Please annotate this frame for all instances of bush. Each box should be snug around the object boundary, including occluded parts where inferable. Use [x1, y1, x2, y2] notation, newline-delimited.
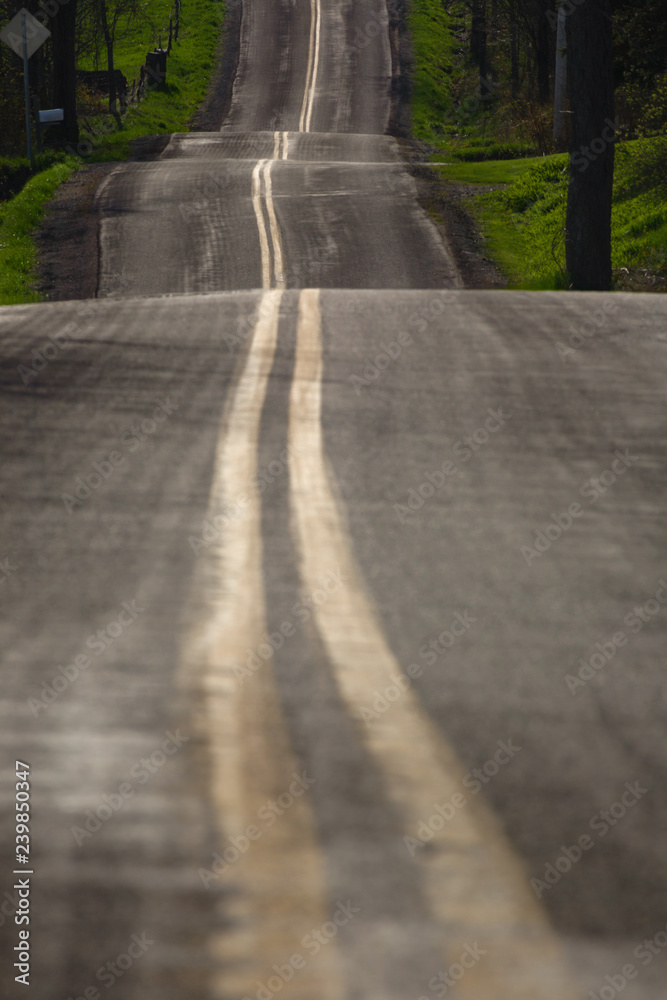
[452, 141, 538, 161]
[0, 151, 68, 202]
[614, 134, 667, 198]
[500, 156, 568, 212]
[637, 71, 667, 136]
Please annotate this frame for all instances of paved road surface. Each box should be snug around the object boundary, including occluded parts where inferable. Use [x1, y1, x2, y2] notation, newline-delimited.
[1, 0, 666, 998]
[97, 133, 458, 295]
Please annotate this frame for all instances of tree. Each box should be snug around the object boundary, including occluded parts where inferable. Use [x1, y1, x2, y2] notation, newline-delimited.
[552, 2, 567, 147]
[509, 0, 520, 95]
[534, 0, 551, 103]
[565, 0, 615, 290]
[52, 0, 79, 144]
[471, 0, 488, 87]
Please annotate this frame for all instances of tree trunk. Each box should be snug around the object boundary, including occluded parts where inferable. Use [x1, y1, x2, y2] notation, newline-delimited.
[471, 0, 487, 85]
[51, 0, 78, 144]
[99, 0, 118, 118]
[553, 4, 567, 147]
[565, 0, 615, 290]
[510, 0, 519, 96]
[536, 0, 550, 102]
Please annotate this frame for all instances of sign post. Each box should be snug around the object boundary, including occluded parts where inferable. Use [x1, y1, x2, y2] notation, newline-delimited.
[0, 8, 51, 164]
[22, 11, 32, 163]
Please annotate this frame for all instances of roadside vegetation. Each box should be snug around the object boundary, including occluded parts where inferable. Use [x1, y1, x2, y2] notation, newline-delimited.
[408, 0, 667, 291]
[0, 0, 224, 304]
[0, 157, 78, 304]
[75, 0, 225, 160]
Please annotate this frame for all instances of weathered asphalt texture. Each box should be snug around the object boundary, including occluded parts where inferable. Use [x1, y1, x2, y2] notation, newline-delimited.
[1, 0, 666, 996]
[0, 292, 666, 999]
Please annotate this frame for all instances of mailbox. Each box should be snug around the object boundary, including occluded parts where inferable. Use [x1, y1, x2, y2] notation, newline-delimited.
[38, 108, 64, 123]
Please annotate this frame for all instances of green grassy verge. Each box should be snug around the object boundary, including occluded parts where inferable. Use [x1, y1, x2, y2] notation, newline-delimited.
[0, 0, 225, 304]
[0, 159, 79, 305]
[407, 0, 454, 141]
[436, 138, 667, 290]
[79, 0, 225, 161]
[79, 0, 176, 83]
[435, 156, 550, 186]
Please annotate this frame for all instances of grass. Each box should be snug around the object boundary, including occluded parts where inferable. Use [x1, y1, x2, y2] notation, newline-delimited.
[435, 156, 550, 186]
[0, 0, 225, 304]
[436, 139, 667, 290]
[79, 0, 177, 83]
[0, 158, 79, 305]
[0, 150, 71, 201]
[406, 4, 667, 290]
[78, 0, 225, 161]
[407, 0, 455, 142]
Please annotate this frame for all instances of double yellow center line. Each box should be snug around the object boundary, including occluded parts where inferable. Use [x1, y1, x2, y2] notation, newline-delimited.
[185, 289, 582, 999]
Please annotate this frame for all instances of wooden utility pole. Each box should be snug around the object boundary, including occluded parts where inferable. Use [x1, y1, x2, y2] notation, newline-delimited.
[51, 0, 79, 144]
[565, 0, 615, 290]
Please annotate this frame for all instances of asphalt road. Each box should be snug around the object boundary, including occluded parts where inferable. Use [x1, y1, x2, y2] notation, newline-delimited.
[1, 0, 666, 999]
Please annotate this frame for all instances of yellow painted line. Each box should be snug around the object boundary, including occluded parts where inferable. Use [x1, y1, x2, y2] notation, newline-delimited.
[273, 130, 281, 160]
[299, 0, 321, 132]
[252, 159, 286, 289]
[282, 130, 290, 160]
[305, 0, 321, 133]
[288, 289, 582, 999]
[181, 291, 345, 1000]
[262, 160, 286, 289]
[251, 159, 272, 289]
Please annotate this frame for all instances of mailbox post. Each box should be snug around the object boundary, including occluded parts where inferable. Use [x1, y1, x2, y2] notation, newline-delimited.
[31, 97, 65, 153]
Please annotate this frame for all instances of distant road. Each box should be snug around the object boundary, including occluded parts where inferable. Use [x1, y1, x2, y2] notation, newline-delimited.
[95, 0, 459, 296]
